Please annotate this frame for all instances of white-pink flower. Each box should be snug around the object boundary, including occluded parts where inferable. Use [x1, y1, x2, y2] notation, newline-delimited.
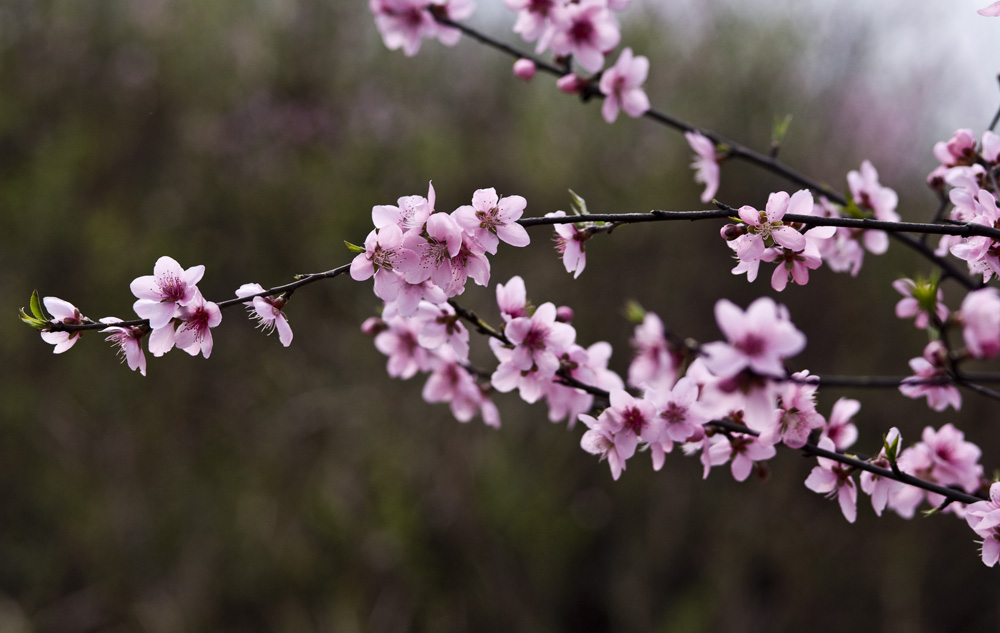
[350, 224, 420, 301]
[978, 1, 1000, 17]
[174, 290, 223, 358]
[892, 278, 948, 330]
[685, 131, 719, 203]
[805, 437, 858, 523]
[100, 317, 148, 376]
[899, 341, 961, 412]
[370, 0, 435, 57]
[452, 187, 530, 255]
[645, 376, 709, 444]
[627, 311, 680, 392]
[546, 211, 588, 278]
[966, 482, 1000, 567]
[598, 47, 649, 123]
[235, 283, 293, 347]
[820, 397, 859, 451]
[731, 190, 810, 263]
[130, 256, 205, 330]
[39, 297, 85, 353]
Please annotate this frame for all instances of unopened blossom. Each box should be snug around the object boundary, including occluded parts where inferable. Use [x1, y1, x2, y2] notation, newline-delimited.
[174, 290, 223, 358]
[452, 187, 530, 255]
[236, 283, 293, 347]
[549, 0, 621, 73]
[556, 73, 584, 94]
[961, 287, 1000, 359]
[40, 297, 85, 353]
[547, 211, 588, 278]
[859, 427, 904, 517]
[899, 341, 961, 412]
[513, 58, 536, 80]
[685, 131, 719, 203]
[731, 190, 810, 263]
[893, 278, 948, 330]
[598, 47, 649, 123]
[131, 256, 205, 330]
[820, 397, 859, 451]
[100, 317, 148, 376]
[805, 437, 858, 523]
[966, 482, 1000, 567]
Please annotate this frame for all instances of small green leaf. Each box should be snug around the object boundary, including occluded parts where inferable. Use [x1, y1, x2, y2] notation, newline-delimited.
[568, 189, 589, 216]
[344, 241, 365, 253]
[19, 308, 47, 330]
[30, 290, 45, 321]
[772, 114, 793, 145]
[624, 300, 646, 325]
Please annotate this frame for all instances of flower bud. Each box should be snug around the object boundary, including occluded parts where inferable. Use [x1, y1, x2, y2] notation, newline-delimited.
[720, 223, 745, 241]
[513, 58, 536, 81]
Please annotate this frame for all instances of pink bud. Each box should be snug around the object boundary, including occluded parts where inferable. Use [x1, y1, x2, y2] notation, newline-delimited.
[720, 224, 745, 241]
[556, 306, 575, 323]
[513, 58, 536, 81]
[361, 317, 387, 336]
[556, 73, 583, 94]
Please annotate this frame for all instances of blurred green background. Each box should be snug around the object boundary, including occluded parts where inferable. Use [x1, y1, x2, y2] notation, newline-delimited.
[2, 1, 1000, 631]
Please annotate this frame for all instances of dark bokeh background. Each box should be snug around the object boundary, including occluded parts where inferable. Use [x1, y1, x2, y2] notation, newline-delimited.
[2, 1, 999, 631]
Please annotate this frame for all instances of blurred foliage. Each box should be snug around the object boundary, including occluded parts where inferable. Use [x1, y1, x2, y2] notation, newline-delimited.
[1, 1, 999, 632]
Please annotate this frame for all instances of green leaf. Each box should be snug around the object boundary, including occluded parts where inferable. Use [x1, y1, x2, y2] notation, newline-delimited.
[624, 300, 646, 325]
[19, 308, 47, 330]
[30, 290, 45, 320]
[568, 189, 588, 216]
[772, 114, 793, 145]
[344, 240, 365, 253]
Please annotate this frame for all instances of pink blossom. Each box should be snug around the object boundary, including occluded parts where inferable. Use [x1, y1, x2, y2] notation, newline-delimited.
[505, 0, 559, 47]
[100, 317, 148, 376]
[173, 290, 223, 358]
[627, 312, 680, 392]
[372, 182, 435, 232]
[598, 47, 649, 123]
[452, 188, 530, 255]
[731, 190, 810, 263]
[423, 348, 500, 428]
[762, 241, 823, 292]
[235, 283, 292, 347]
[375, 315, 433, 379]
[403, 211, 465, 288]
[913, 423, 983, 493]
[579, 389, 659, 478]
[130, 256, 205, 330]
[549, 0, 621, 73]
[978, 1, 1000, 17]
[501, 301, 576, 376]
[805, 437, 858, 523]
[350, 224, 420, 301]
[966, 482, 1000, 567]
[579, 415, 628, 480]
[513, 58, 536, 80]
[846, 160, 899, 256]
[933, 128, 977, 167]
[39, 297, 85, 353]
[414, 300, 469, 361]
[950, 189, 1000, 282]
[430, 0, 475, 47]
[369, 0, 435, 57]
[899, 341, 961, 412]
[961, 287, 1000, 359]
[547, 211, 588, 278]
[496, 275, 529, 322]
[545, 341, 623, 427]
[983, 130, 1000, 163]
[859, 427, 904, 517]
[820, 397, 859, 451]
[702, 297, 806, 379]
[646, 376, 709, 443]
[760, 370, 824, 448]
[685, 131, 719, 203]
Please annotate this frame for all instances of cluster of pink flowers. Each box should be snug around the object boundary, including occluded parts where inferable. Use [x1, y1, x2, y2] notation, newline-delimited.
[38, 256, 296, 375]
[504, 0, 630, 73]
